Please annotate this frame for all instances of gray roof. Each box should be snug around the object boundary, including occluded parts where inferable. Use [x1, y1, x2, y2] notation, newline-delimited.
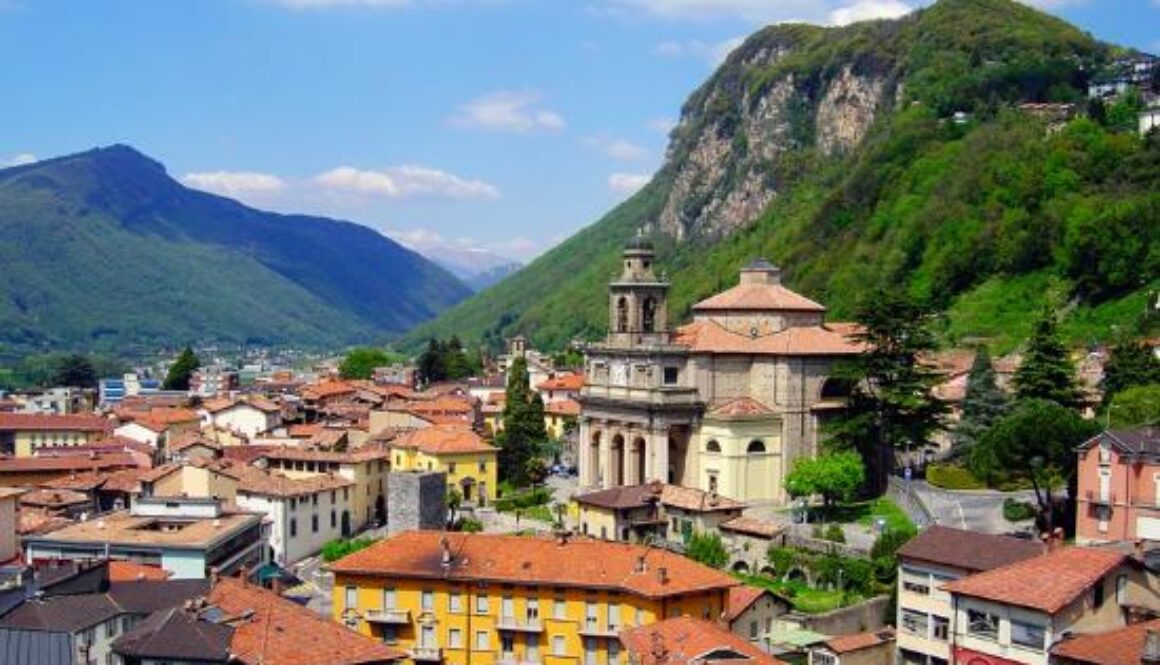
[112, 607, 232, 662]
[1080, 427, 1160, 456]
[897, 525, 1044, 574]
[0, 580, 208, 633]
[0, 626, 74, 665]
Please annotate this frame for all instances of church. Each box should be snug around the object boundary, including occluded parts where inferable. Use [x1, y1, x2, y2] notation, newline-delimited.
[577, 236, 862, 505]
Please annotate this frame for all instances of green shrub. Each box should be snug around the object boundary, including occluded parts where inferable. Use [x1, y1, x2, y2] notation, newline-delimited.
[321, 536, 376, 563]
[1002, 498, 1038, 522]
[494, 486, 553, 513]
[458, 517, 484, 533]
[767, 547, 799, 575]
[686, 531, 729, 569]
[824, 523, 847, 543]
[926, 464, 987, 490]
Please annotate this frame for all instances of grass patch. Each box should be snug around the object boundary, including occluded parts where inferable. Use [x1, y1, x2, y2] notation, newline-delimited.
[321, 536, 376, 563]
[736, 574, 864, 615]
[927, 463, 987, 490]
[821, 497, 915, 534]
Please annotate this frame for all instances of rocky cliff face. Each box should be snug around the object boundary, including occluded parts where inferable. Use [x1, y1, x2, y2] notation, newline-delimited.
[653, 29, 895, 242]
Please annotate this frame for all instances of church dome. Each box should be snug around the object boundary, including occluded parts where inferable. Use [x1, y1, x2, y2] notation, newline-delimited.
[624, 232, 654, 253]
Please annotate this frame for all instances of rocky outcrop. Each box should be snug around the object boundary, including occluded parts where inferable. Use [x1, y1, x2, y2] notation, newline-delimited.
[652, 31, 894, 242]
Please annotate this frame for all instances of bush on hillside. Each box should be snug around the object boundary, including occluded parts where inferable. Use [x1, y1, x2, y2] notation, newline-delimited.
[926, 464, 987, 490]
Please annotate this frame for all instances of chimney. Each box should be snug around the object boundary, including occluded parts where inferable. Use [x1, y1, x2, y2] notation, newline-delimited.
[556, 530, 570, 546]
[657, 566, 669, 585]
[239, 564, 250, 587]
[1136, 539, 1147, 562]
[635, 555, 647, 574]
[209, 566, 221, 587]
[1144, 629, 1160, 664]
[440, 536, 453, 567]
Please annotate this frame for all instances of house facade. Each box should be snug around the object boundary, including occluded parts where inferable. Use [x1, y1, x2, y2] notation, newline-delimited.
[0, 413, 113, 457]
[578, 239, 861, 505]
[1075, 427, 1160, 544]
[387, 425, 498, 506]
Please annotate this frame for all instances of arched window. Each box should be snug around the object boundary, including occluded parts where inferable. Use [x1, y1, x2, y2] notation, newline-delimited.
[820, 377, 855, 400]
[616, 297, 629, 333]
[706, 440, 721, 453]
[642, 297, 657, 333]
[747, 440, 766, 454]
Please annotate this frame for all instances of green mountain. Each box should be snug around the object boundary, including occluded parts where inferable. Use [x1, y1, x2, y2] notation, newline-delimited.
[407, 0, 1158, 354]
[0, 145, 471, 355]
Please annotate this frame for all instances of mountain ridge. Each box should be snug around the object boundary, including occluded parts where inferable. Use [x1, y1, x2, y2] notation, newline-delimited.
[405, 0, 1158, 353]
[0, 145, 471, 355]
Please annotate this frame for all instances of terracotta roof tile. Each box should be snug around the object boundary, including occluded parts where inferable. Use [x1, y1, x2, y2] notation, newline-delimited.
[389, 424, 496, 455]
[330, 531, 738, 600]
[693, 282, 825, 313]
[546, 398, 581, 416]
[709, 397, 776, 417]
[235, 468, 353, 498]
[1051, 618, 1160, 665]
[942, 546, 1128, 613]
[169, 434, 223, 453]
[0, 452, 140, 474]
[258, 445, 390, 465]
[620, 616, 785, 665]
[19, 488, 90, 508]
[719, 516, 784, 539]
[897, 526, 1044, 574]
[0, 413, 113, 432]
[576, 482, 743, 513]
[108, 560, 172, 582]
[207, 576, 404, 664]
[673, 320, 863, 356]
[823, 628, 895, 654]
[725, 586, 766, 621]
[537, 373, 585, 391]
[300, 381, 357, 400]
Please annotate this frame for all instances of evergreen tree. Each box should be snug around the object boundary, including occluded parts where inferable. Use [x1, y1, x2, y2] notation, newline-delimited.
[953, 346, 1008, 451]
[498, 356, 548, 487]
[830, 288, 947, 494]
[52, 354, 98, 389]
[417, 338, 447, 384]
[163, 346, 200, 391]
[1013, 305, 1080, 408]
[1101, 340, 1160, 405]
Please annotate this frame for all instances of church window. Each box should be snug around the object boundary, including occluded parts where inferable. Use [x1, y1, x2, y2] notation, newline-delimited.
[706, 440, 721, 453]
[616, 297, 629, 333]
[747, 440, 766, 454]
[642, 297, 657, 333]
[663, 367, 679, 385]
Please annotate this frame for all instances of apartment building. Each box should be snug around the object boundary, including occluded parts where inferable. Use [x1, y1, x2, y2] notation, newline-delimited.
[329, 530, 737, 665]
[387, 425, 498, 506]
[894, 526, 1044, 665]
[1075, 427, 1160, 544]
[257, 445, 391, 528]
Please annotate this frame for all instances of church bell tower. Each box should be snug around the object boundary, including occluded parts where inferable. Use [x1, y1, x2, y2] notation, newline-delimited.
[607, 232, 670, 348]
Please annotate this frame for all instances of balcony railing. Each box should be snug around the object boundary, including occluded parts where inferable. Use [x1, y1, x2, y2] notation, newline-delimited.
[409, 646, 443, 662]
[578, 621, 621, 638]
[496, 615, 544, 632]
[363, 608, 410, 624]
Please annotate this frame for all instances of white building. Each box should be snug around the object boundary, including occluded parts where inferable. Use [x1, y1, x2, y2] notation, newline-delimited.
[1141, 106, 1160, 136]
[202, 398, 282, 439]
[235, 472, 355, 565]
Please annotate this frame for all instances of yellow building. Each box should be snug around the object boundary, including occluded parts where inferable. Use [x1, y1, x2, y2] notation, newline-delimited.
[544, 399, 580, 440]
[0, 413, 113, 458]
[388, 425, 498, 506]
[330, 531, 737, 665]
[258, 445, 392, 528]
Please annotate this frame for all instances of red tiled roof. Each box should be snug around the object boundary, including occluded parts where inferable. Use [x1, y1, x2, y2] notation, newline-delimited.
[942, 547, 1128, 613]
[537, 373, 585, 391]
[0, 453, 139, 474]
[709, 397, 775, 417]
[823, 628, 895, 654]
[546, 399, 581, 416]
[258, 445, 390, 464]
[235, 468, 353, 498]
[0, 413, 113, 432]
[1051, 618, 1160, 665]
[620, 616, 785, 665]
[693, 281, 825, 313]
[288, 424, 323, 438]
[169, 434, 222, 453]
[208, 576, 404, 664]
[719, 516, 783, 539]
[108, 560, 172, 582]
[300, 381, 356, 400]
[330, 531, 738, 600]
[19, 488, 90, 508]
[673, 320, 863, 356]
[725, 585, 766, 622]
[576, 482, 743, 513]
[389, 424, 496, 455]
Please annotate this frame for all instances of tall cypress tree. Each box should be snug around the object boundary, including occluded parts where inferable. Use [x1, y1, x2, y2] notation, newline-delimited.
[1101, 340, 1160, 405]
[1013, 305, 1080, 409]
[953, 346, 1008, 452]
[498, 356, 547, 487]
[163, 346, 200, 391]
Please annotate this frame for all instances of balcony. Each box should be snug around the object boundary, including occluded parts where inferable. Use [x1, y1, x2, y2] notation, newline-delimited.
[363, 608, 410, 625]
[496, 615, 544, 633]
[409, 646, 443, 662]
[578, 621, 622, 638]
[1085, 490, 1115, 506]
[497, 656, 543, 665]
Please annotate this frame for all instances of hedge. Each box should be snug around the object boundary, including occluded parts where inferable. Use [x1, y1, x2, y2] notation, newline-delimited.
[926, 464, 987, 490]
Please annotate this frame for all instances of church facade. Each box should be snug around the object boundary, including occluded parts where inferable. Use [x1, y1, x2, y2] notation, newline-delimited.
[577, 237, 862, 505]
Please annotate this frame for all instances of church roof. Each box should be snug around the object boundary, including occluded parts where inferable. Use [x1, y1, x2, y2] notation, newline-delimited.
[708, 397, 776, 417]
[692, 282, 824, 312]
[673, 320, 863, 356]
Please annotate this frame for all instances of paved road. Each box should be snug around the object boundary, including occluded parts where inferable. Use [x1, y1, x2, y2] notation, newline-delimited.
[910, 480, 1039, 535]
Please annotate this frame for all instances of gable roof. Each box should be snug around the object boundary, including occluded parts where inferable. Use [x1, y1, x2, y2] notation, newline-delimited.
[329, 531, 738, 600]
[821, 628, 895, 654]
[1050, 618, 1160, 665]
[692, 281, 825, 313]
[207, 577, 403, 664]
[537, 373, 585, 391]
[1078, 427, 1160, 457]
[0, 414, 112, 433]
[941, 546, 1128, 614]
[725, 585, 775, 622]
[388, 425, 496, 455]
[112, 607, 232, 662]
[620, 616, 786, 665]
[576, 482, 744, 513]
[897, 525, 1044, 574]
[673, 320, 863, 356]
[708, 397, 776, 418]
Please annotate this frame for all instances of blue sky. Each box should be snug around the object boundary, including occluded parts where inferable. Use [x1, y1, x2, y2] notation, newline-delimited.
[1, 0, 1157, 263]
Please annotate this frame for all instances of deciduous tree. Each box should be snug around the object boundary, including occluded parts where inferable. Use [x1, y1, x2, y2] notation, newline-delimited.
[163, 346, 200, 391]
[52, 354, 98, 389]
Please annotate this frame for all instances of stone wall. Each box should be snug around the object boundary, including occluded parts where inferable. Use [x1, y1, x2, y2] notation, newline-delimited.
[387, 471, 447, 535]
[785, 595, 892, 636]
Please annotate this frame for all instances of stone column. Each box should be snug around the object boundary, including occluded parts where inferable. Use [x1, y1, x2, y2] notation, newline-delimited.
[647, 427, 669, 484]
[578, 417, 594, 488]
[599, 429, 612, 489]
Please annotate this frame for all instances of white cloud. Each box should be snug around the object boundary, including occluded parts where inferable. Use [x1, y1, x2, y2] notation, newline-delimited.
[647, 117, 678, 134]
[313, 165, 501, 200]
[584, 136, 649, 161]
[1, 153, 37, 167]
[181, 171, 287, 197]
[828, 0, 912, 26]
[608, 172, 651, 195]
[447, 90, 565, 134]
[654, 35, 743, 65]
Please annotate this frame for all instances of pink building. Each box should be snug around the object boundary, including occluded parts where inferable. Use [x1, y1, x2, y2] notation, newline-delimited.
[1076, 427, 1160, 544]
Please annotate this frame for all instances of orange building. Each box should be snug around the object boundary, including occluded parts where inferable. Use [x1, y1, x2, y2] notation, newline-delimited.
[1076, 428, 1160, 544]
